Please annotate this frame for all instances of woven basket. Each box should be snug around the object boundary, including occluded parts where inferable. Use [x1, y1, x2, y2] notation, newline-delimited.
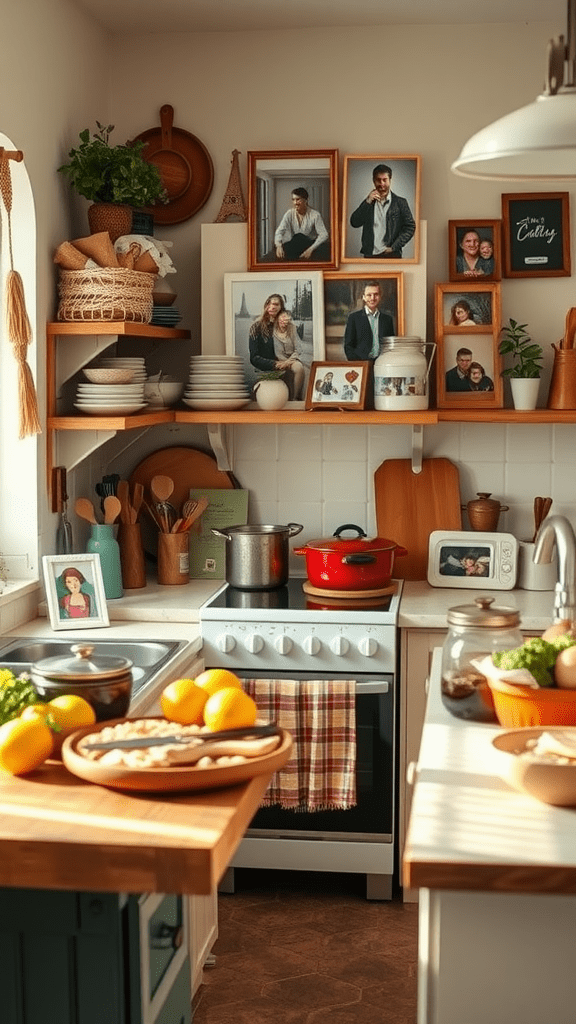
[57, 268, 154, 323]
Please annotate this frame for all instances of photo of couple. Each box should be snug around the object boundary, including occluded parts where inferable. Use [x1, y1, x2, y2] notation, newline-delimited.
[445, 347, 494, 393]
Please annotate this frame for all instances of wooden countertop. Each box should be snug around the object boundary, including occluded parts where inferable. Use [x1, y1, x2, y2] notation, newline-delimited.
[0, 759, 272, 897]
[403, 649, 576, 896]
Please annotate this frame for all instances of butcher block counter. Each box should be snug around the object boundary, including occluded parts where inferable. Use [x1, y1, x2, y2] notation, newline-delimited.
[403, 648, 576, 1024]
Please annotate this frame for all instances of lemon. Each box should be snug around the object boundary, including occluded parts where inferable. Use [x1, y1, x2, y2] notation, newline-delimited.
[48, 695, 97, 755]
[160, 678, 208, 725]
[0, 716, 54, 775]
[203, 687, 258, 732]
[194, 668, 243, 698]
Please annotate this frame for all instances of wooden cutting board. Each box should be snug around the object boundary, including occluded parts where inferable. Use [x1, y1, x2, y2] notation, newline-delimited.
[374, 458, 462, 581]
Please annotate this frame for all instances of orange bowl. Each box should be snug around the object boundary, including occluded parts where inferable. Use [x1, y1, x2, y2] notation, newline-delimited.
[487, 675, 576, 728]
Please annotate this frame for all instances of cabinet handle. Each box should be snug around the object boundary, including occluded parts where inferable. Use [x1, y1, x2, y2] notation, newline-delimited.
[424, 675, 430, 694]
[151, 922, 183, 949]
[406, 761, 419, 786]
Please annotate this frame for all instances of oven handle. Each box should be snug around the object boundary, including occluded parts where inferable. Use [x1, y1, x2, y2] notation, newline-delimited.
[355, 680, 390, 695]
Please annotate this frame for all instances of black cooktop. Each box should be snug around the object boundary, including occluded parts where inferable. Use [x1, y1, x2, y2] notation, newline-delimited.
[203, 577, 400, 615]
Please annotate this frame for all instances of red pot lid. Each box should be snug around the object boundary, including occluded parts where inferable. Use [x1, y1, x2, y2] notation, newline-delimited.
[300, 524, 399, 554]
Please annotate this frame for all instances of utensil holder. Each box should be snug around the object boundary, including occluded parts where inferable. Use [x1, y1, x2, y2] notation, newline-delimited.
[117, 522, 147, 589]
[86, 524, 123, 600]
[517, 540, 558, 591]
[547, 348, 576, 409]
[157, 531, 190, 585]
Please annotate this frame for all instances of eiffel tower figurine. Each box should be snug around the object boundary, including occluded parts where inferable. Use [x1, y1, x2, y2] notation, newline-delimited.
[214, 149, 247, 223]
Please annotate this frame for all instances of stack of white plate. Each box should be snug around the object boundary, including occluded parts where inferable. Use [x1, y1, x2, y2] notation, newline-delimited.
[184, 356, 251, 410]
[76, 357, 148, 416]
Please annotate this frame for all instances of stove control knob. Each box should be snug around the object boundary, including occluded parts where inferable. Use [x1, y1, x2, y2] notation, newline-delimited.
[216, 633, 236, 653]
[274, 635, 293, 655]
[330, 635, 349, 656]
[244, 633, 264, 654]
[302, 635, 321, 656]
[358, 637, 378, 657]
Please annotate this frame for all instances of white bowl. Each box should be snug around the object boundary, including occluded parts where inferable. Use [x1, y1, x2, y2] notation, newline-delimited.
[83, 367, 135, 384]
[143, 381, 185, 407]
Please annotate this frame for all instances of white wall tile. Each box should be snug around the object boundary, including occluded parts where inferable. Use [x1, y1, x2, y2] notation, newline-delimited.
[460, 423, 506, 461]
[505, 461, 552, 501]
[322, 459, 368, 504]
[506, 424, 553, 463]
[278, 424, 322, 461]
[234, 424, 278, 460]
[279, 460, 322, 504]
[553, 424, 576, 462]
[323, 425, 367, 461]
[235, 459, 279, 501]
[551, 464, 576, 502]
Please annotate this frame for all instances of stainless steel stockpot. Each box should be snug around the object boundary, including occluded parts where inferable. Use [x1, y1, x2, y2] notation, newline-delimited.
[211, 523, 303, 590]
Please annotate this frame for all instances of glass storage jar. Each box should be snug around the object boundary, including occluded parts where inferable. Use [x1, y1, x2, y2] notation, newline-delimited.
[441, 597, 523, 722]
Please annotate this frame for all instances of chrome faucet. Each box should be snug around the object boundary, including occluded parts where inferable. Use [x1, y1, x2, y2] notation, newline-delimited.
[534, 514, 576, 622]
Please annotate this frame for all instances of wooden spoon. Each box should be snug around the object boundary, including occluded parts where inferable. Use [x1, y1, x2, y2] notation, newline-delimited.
[103, 495, 122, 525]
[131, 481, 144, 522]
[564, 307, 576, 349]
[116, 479, 131, 525]
[74, 497, 98, 525]
[150, 475, 174, 503]
[532, 496, 545, 543]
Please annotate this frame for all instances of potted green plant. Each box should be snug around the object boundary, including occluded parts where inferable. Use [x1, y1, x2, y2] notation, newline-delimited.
[498, 318, 543, 410]
[58, 122, 167, 240]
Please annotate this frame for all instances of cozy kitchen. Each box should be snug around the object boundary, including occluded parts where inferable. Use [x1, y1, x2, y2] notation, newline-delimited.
[2, 2, 576, 1023]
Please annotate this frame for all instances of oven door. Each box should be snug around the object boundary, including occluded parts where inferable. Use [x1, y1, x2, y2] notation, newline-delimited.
[235, 672, 395, 842]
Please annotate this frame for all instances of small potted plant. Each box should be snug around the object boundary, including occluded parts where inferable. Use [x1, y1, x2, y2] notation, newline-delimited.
[498, 318, 543, 410]
[58, 122, 167, 240]
[253, 370, 289, 410]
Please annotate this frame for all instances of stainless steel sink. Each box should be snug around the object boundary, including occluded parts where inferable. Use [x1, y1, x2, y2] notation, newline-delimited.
[0, 637, 188, 696]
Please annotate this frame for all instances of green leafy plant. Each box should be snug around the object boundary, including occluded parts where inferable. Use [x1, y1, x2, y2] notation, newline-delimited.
[58, 122, 168, 207]
[255, 370, 286, 381]
[499, 318, 543, 379]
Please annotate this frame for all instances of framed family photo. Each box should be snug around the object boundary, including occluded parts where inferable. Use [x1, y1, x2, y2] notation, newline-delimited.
[341, 154, 420, 264]
[436, 331, 503, 410]
[448, 219, 502, 282]
[305, 361, 370, 410]
[323, 272, 404, 362]
[502, 192, 571, 278]
[42, 553, 109, 631]
[224, 271, 325, 406]
[435, 282, 500, 333]
[247, 149, 339, 271]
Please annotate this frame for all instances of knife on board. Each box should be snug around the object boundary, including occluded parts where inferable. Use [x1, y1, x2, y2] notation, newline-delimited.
[52, 466, 73, 555]
[83, 723, 281, 752]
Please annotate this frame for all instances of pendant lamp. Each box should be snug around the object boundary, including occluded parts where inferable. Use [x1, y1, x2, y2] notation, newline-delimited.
[452, 0, 576, 180]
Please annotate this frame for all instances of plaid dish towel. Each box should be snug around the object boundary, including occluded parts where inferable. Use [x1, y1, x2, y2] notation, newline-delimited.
[244, 679, 356, 811]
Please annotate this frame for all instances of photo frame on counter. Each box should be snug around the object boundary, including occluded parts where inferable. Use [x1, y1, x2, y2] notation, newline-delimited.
[502, 192, 571, 278]
[247, 149, 339, 271]
[42, 553, 109, 631]
[341, 154, 420, 264]
[224, 270, 325, 407]
[323, 271, 404, 362]
[305, 361, 370, 410]
[448, 219, 501, 282]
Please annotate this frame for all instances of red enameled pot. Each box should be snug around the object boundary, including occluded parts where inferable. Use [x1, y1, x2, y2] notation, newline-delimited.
[294, 524, 408, 591]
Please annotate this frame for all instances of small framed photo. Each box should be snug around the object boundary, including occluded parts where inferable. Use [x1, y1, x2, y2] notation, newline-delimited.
[247, 149, 339, 271]
[323, 271, 404, 363]
[341, 154, 420, 264]
[42, 554, 109, 631]
[435, 282, 499, 332]
[502, 192, 571, 278]
[448, 220, 501, 281]
[305, 361, 370, 410]
[224, 270, 325, 406]
[437, 331, 503, 410]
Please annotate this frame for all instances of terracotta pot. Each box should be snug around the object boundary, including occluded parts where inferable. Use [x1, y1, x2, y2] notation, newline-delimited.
[294, 524, 407, 591]
[88, 202, 133, 243]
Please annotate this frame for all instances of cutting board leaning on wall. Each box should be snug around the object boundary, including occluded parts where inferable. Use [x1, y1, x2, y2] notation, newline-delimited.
[374, 458, 462, 581]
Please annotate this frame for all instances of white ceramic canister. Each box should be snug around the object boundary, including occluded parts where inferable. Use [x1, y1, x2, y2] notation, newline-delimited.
[374, 337, 435, 411]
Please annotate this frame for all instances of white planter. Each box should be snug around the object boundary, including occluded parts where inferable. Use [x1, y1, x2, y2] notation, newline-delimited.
[510, 377, 540, 411]
[253, 379, 289, 410]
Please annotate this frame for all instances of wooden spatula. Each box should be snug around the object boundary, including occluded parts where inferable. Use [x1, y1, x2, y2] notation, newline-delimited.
[563, 307, 576, 349]
[103, 495, 122, 525]
[74, 497, 98, 525]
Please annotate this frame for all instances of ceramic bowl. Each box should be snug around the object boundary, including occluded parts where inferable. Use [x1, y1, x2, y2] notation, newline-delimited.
[493, 727, 576, 805]
[143, 381, 185, 407]
[83, 367, 135, 384]
[487, 674, 576, 728]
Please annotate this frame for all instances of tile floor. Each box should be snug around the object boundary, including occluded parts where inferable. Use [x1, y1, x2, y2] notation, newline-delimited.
[192, 869, 418, 1023]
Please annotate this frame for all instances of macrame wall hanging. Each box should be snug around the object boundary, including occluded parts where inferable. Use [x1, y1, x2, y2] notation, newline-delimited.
[0, 148, 41, 439]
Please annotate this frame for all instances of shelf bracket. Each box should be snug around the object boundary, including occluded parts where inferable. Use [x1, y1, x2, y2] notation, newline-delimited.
[207, 423, 232, 472]
[411, 424, 423, 474]
[56, 430, 117, 473]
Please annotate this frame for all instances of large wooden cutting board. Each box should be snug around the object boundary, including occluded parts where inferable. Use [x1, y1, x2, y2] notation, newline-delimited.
[375, 458, 462, 581]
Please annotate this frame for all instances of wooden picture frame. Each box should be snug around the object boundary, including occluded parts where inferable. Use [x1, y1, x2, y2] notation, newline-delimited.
[224, 270, 325, 407]
[247, 149, 339, 271]
[341, 154, 420, 264]
[502, 192, 571, 278]
[449, 219, 502, 281]
[323, 271, 404, 363]
[42, 553, 109, 631]
[305, 361, 370, 410]
[435, 282, 503, 410]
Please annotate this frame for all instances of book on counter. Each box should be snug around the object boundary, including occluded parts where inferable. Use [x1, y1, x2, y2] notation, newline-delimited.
[188, 488, 249, 579]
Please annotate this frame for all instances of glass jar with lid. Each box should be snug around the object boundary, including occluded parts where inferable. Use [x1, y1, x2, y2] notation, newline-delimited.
[441, 596, 523, 721]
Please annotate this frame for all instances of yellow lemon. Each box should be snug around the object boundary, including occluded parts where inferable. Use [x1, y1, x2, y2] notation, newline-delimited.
[203, 687, 258, 732]
[48, 695, 97, 754]
[0, 716, 54, 775]
[160, 678, 208, 725]
[194, 668, 243, 698]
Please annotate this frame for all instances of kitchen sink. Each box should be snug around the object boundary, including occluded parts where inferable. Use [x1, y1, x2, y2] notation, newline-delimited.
[0, 637, 189, 696]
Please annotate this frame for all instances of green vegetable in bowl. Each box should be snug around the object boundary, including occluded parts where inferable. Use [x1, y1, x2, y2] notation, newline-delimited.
[0, 669, 39, 724]
[492, 635, 576, 688]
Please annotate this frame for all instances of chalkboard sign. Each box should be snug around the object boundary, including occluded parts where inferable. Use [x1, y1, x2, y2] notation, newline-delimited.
[502, 192, 571, 278]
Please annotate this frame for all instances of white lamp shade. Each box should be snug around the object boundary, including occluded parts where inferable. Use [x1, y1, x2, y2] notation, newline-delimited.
[451, 90, 576, 180]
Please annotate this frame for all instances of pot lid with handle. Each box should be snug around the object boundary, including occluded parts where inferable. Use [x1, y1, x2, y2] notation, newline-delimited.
[211, 523, 303, 540]
[32, 643, 133, 682]
[295, 523, 407, 555]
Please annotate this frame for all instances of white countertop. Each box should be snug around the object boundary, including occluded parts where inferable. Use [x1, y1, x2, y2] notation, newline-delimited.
[403, 647, 576, 895]
[398, 580, 556, 630]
